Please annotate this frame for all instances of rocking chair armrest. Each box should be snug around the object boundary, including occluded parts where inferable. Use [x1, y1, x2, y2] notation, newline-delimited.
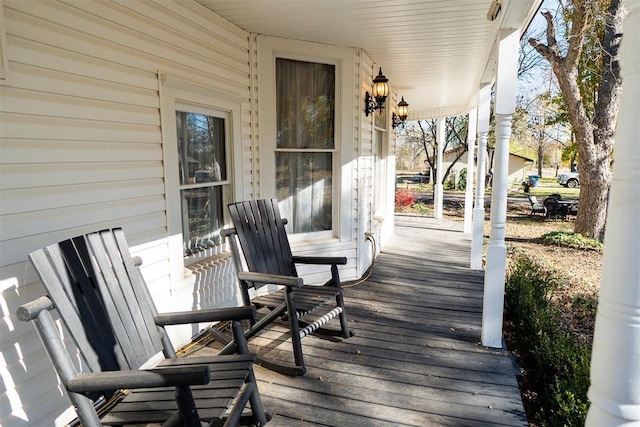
[16, 296, 54, 321]
[220, 227, 236, 239]
[237, 271, 303, 288]
[292, 255, 347, 266]
[66, 365, 210, 393]
[154, 306, 256, 326]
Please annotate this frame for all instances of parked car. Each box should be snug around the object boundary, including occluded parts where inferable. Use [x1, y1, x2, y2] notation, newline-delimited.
[395, 173, 430, 184]
[411, 174, 429, 184]
[558, 171, 579, 188]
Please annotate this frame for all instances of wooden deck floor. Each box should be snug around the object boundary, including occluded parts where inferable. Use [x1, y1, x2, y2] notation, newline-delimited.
[201, 217, 527, 426]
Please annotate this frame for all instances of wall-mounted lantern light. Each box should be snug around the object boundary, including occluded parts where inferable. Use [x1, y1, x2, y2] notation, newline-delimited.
[487, 1, 501, 21]
[392, 96, 409, 129]
[364, 68, 389, 116]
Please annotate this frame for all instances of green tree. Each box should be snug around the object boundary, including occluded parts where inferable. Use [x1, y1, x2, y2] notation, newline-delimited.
[528, 0, 627, 240]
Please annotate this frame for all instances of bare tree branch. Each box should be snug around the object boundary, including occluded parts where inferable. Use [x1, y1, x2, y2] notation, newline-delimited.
[529, 11, 562, 66]
[543, 10, 558, 50]
[565, 0, 589, 71]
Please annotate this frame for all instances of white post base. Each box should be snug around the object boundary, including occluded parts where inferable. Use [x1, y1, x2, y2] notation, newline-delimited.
[470, 207, 485, 270]
[481, 242, 507, 348]
[434, 183, 444, 219]
[463, 189, 474, 234]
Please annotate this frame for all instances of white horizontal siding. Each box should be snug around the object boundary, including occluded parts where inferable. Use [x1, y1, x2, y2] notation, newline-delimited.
[1, 113, 161, 142]
[7, 3, 248, 92]
[1, 86, 158, 124]
[8, 36, 158, 90]
[7, 62, 159, 107]
[0, 0, 251, 424]
[0, 161, 163, 190]
[1, 139, 162, 163]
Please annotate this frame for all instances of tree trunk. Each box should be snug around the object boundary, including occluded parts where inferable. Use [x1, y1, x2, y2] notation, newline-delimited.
[575, 0, 624, 240]
[537, 143, 544, 177]
[575, 158, 611, 239]
[529, 0, 625, 240]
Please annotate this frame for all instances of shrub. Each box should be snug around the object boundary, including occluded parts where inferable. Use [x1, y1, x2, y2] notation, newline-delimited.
[458, 168, 467, 191]
[443, 168, 467, 191]
[505, 253, 591, 426]
[444, 176, 456, 190]
[542, 231, 603, 251]
[412, 202, 432, 216]
[395, 189, 415, 210]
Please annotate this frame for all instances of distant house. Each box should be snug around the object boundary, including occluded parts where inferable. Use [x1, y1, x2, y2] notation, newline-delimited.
[442, 147, 534, 186]
[504, 152, 536, 184]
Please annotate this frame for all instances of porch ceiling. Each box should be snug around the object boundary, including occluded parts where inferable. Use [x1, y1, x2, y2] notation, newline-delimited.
[196, 0, 542, 118]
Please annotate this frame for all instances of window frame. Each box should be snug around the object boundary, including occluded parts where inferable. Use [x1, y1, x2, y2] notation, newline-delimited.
[0, 0, 8, 81]
[175, 104, 230, 264]
[373, 129, 388, 217]
[275, 58, 337, 238]
[257, 36, 355, 244]
[160, 74, 243, 282]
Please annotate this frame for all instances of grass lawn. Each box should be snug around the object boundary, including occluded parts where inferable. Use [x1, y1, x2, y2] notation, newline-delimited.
[397, 176, 581, 200]
[521, 177, 580, 200]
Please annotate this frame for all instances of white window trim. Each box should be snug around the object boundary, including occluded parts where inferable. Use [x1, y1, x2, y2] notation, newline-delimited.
[257, 36, 354, 243]
[159, 72, 244, 284]
[0, 0, 9, 80]
[175, 103, 230, 266]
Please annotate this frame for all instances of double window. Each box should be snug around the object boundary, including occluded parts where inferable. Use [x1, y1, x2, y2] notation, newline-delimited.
[275, 58, 336, 234]
[175, 106, 229, 261]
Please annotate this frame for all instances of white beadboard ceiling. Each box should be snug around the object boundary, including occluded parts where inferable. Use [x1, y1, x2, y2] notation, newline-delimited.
[196, 0, 542, 118]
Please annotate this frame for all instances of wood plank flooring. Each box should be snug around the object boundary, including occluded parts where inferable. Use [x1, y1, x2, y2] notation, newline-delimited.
[202, 217, 527, 426]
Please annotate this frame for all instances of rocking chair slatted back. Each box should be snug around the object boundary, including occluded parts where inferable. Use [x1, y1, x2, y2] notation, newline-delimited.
[28, 230, 164, 373]
[228, 198, 297, 281]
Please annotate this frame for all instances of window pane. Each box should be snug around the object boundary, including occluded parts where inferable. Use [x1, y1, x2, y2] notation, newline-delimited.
[181, 186, 224, 256]
[176, 109, 228, 259]
[276, 152, 332, 233]
[276, 58, 335, 150]
[176, 111, 226, 185]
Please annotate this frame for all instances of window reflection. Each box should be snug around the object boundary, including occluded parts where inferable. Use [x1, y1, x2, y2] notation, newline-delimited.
[176, 111, 227, 257]
[176, 112, 226, 185]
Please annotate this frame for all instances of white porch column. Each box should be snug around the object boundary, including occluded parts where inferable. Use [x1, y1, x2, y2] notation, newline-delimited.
[586, 2, 640, 425]
[471, 85, 491, 270]
[482, 30, 519, 348]
[463, 106, 478, 234]
[433, 117, 445, 220]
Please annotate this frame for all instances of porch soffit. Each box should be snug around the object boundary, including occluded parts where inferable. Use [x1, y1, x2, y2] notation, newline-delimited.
[196, 0, 542, 119]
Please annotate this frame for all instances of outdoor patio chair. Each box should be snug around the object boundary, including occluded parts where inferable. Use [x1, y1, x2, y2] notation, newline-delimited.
[17, 228, 268, 427]
[221, 199, 354, 376]
[527, 195, 547, 217]
[544, 197, 568, 220]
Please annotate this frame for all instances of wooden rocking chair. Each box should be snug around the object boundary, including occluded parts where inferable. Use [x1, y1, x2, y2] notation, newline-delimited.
[17, 228, 268, 426]
[221, 199, 354, 376]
